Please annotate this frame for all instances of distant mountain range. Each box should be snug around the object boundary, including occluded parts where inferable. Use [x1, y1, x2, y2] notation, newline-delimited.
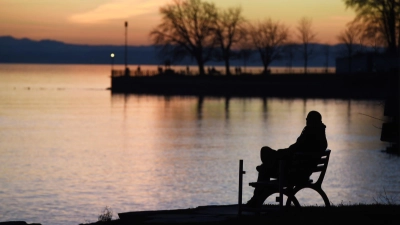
[0, 35, 380, 67]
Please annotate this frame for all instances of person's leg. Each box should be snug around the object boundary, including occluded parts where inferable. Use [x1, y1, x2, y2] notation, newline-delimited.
[276, 148, 291, 159]
[246, 147, 279, 207]
[260, 146, 280, 179]
[259, 146, 278, 175]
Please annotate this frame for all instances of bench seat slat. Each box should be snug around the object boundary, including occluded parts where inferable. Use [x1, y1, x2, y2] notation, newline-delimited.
[249, 181, 279, 188]
[313, 165, 324, 172]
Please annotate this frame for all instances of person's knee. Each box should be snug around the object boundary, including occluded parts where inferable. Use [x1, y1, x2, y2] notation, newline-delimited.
[260, 146, 276, 164]
[260, 146, 273, 153]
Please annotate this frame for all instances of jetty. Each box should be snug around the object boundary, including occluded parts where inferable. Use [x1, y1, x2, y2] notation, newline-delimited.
[110, 70, 394, 99]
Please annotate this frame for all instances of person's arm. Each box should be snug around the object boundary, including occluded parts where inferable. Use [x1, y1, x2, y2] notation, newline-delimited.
[287, 127, 306, 153]
[320, 130, 328, 151]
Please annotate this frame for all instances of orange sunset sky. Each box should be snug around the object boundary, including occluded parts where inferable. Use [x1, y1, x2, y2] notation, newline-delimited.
[0, 0, 356, 46]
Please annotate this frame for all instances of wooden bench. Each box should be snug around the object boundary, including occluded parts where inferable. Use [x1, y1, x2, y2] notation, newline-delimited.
[238, 149, 331, 215]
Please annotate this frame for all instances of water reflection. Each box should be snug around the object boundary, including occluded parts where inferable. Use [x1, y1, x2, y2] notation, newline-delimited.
[110, 94, 388, 155]
[2, 64, 397, 225]
[1, 86, 398, 225]
[107, 94, 397, 209]
[225, 96, 230, 121]
[197, 95, 204, 123]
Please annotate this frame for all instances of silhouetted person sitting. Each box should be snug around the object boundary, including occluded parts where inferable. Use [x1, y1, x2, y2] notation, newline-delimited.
[246, 110, 328, 207]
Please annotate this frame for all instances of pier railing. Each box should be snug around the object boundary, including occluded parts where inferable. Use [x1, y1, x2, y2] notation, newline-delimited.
[111, 70, 159, 77]
[111, 67, 336, 77]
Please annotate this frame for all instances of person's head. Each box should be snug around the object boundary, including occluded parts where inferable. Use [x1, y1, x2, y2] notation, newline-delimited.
[306, 111, 322, 126]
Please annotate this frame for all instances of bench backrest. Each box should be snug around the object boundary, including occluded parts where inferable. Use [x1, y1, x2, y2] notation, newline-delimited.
[287, 149, 331, 186]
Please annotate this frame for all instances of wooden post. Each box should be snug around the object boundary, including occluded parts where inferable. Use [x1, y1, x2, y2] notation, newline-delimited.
[238, 159, 245, 215]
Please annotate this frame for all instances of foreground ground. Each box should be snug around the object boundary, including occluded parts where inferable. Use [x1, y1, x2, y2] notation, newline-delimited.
[2, 204, 399, 225]
[80, 204, 400, 225]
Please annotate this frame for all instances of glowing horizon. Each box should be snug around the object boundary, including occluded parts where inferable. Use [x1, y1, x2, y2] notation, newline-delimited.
[0, 0, 356, 46]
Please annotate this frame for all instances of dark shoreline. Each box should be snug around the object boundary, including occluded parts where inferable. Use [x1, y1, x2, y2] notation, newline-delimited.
[110, 73, 395, 99]
[84, 204, 400, 225]
[2, 204, 400, 225]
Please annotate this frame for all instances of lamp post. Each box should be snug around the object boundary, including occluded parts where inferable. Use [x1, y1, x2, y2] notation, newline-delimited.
[124, 21, 128, 70]
[110, 53, 115, 76]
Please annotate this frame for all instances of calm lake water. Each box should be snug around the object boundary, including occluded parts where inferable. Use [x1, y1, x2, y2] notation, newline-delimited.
[0, 64, 399, 225]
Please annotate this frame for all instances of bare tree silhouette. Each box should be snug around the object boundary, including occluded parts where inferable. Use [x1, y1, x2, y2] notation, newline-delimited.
[247, 18, 289, 75]
[323, 43, 331, 73]
[337, 22, 364, 73]
[343, 0, 400, 56]
[238, 48, 253, 74]
[149, 0, 218, 75]
[296, 17, 317, 74]
[214, 6, 246, 76]
[283, 41, 298, 73]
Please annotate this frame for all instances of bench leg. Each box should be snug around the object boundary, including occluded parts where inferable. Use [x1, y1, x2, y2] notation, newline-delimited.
[286, 194, 301, 207]
[315, 188, 331, 207]
[290, 186, 330, 207]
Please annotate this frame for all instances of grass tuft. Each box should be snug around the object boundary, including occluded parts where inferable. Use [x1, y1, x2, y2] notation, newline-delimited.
[98, 206, 113, 222]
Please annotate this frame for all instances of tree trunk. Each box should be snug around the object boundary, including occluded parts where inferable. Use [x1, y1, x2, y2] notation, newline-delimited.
[224, 58, 231, 76]
[348, 48, 352, 73]
[387, 4, 397, 56]
[262, 59, 271, 75]
[195, 54, 206, 76]
[303, 44, 308, 74]
[198, 61, 205, 76]
[397, 19, 400, 55]
[304, 54, 308, 74]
